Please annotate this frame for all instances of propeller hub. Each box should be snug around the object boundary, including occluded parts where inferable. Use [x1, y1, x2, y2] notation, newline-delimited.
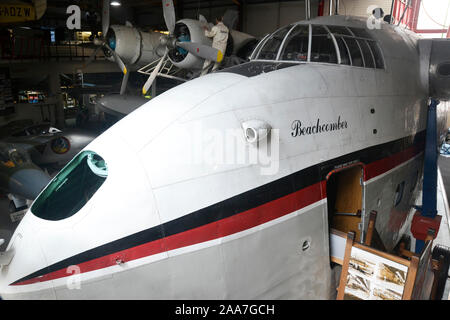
[160, 35, 177, 50]
[160, 35, 169, 46]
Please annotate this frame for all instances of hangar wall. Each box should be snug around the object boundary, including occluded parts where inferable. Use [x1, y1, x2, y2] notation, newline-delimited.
[138, 0, 395, 38]
[242, 1, 318, 37]
[238, 0, 394, 38]
[170, 1, 316, 38]
[323, 0, 394, 17]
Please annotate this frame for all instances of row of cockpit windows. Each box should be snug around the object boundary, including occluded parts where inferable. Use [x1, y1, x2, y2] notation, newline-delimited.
[251, 24, 385, 69]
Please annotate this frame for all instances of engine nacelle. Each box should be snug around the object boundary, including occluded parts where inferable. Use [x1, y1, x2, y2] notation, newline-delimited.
[419, 38, 450, 100]
[168, 19, 212, 70]
[104, 25, 161, 68]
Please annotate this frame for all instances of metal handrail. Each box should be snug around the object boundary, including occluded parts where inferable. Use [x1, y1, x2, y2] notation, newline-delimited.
[0, 35, 106, 62]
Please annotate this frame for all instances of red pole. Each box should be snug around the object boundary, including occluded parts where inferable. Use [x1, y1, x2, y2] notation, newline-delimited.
[318, 0, 324, 16]
[411, 0, 421, 32]
[447, 27, 450, 38]
[393, 0, 400, 24]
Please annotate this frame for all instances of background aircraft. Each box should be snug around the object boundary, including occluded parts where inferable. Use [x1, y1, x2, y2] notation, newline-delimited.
[0, 141, 50, 212]
[0, 122, 97, 212]
[95, 94, 148, 119]
[83, 0, 257, 102]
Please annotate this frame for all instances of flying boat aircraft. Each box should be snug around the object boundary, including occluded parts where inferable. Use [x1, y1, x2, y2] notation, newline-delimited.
[1, 12, 450, 299]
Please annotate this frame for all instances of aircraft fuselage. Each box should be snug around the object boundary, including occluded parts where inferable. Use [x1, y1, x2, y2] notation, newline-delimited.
[0, 16, 448, 299]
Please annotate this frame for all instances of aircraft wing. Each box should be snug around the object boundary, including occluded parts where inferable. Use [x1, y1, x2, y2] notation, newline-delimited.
[96, 94, 149, 117]
[2, 129, 97, 170]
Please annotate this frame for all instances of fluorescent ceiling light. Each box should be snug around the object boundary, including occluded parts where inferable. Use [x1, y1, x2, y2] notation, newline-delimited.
[110, 1, 121, 6]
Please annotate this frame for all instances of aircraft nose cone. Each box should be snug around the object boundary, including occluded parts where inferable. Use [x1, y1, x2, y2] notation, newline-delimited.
[9, 169, 51, 200]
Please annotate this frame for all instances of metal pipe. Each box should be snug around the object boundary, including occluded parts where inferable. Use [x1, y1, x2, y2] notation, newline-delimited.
[305, 0, 311, 20]
[389, 0, 395, 24]
[397, 0, 411, 26]
[329, 0, 333, 16]
[335, 0, 339, 15]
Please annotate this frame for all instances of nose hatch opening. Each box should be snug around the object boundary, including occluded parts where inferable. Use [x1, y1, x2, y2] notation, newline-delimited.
[31, 151, 108, 221]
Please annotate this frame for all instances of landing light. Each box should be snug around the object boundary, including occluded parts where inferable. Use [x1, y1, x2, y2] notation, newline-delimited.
[110, 1, 121, 6]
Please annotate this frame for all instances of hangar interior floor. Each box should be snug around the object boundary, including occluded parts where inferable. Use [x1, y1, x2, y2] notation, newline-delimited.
[0, 158, 449, 300]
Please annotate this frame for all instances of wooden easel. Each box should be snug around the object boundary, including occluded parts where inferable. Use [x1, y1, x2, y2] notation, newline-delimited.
[335, 213, 443, 300]
[336, 231, 419, 300]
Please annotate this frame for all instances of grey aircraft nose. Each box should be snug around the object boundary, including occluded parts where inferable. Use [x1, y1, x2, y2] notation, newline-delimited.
[9, 169, 51, 200]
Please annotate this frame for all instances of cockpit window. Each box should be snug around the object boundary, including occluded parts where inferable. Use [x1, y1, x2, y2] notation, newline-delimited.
[367, 40, 385, 69]
[327, 25, 353, 36]
[31, 151, 108, 221]
[336, 37, 351, 65]
[328, 26, 385, 69]
[348, 27, 372, 39]
[310, 25, 337, 64]
[251, 23, 385, 70]
[343, 37, 364, 67]
[358, 39, 375, 68]
[279, 25, 309, 61]
[257, 25, 293, 60]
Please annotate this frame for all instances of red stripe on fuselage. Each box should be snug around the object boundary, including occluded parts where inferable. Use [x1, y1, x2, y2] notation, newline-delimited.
[12, 145, 424, 286]
[364, 143, 424, 181]
[14, 182, 325, 286]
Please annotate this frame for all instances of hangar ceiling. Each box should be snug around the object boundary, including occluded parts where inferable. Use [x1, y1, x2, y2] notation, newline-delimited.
[20, 0, 312, 31]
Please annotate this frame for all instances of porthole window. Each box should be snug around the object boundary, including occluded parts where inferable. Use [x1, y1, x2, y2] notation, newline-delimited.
[31, 151, 108, 221]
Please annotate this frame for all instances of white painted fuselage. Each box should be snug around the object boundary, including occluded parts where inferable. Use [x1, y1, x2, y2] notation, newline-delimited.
[0, 16, 448, 299]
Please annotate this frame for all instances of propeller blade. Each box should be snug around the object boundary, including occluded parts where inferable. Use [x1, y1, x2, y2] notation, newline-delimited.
[142, 51, 168, 95]
[162, 0, 176, 34]
[198, 14, 208, 25]
[102, 0, 110, 37]
[104, 43, 128, 75]
[120, 71, 130, 95]
[82, 46, 102, 69]
[176, 41, 224, 63]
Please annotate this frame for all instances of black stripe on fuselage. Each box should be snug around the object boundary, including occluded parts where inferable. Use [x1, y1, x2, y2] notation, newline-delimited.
[12, 130, 426, 285]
